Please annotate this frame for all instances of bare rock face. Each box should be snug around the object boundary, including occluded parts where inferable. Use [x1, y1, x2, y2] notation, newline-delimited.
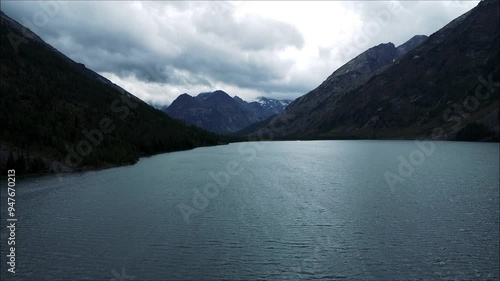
[165, 91, 291, 134]
[395, 35, 428, 59]
[245, 0, 499, 142]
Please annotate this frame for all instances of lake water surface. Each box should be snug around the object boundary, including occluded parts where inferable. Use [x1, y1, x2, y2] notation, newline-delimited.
[1, 141, 499, 280]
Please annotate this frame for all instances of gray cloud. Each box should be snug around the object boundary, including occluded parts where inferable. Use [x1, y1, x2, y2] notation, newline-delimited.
[1, 1, 479, 105]
[194, 12, 305, 51]
[339, 0, 479, 47]
[2, 1, 306, 99]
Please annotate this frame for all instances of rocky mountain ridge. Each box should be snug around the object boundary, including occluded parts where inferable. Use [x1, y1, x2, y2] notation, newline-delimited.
[165, 91, 291, 134]
[243, 0, 499, 141]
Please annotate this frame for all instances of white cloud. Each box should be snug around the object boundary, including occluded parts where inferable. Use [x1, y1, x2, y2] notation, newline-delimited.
[1, 0, 480, 105]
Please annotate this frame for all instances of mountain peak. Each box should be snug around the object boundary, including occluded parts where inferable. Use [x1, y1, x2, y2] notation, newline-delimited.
[174, 93, 195, 103]
[1, 11, 229, 172]
[213, 90, 229, 95]
[245, 0, 499, 140]
[255, 96, 270, 102]
[396, 35, 428, 58]
[197, 90, 231, 100]
[165, 90, 292, 134]
[233, 95, 245, 103]
[178, 93, 193, 98]
[196, 90, 233, 105]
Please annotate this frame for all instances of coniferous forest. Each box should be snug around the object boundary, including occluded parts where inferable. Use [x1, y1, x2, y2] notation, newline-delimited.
[0, 15, 235, 175]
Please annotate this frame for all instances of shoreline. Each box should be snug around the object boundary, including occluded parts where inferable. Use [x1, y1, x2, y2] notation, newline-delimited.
[0, 142, 232, 181]
[1, 138, 498, 181]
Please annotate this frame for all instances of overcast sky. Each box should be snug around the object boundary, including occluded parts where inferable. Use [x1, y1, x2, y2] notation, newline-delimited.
[2, 1, 479, 105]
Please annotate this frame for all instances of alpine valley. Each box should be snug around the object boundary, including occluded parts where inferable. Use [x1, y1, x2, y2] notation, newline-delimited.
[0, 2, 499, 281]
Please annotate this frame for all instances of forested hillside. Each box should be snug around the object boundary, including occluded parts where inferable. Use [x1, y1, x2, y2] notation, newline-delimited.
[0, 12, 231, 175]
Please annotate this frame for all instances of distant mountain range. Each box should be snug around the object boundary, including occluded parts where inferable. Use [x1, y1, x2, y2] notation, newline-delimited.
[0, 11, 231, 175]
[241, 0, 499, 141]
[164, 91, 291, 134]
[0, 0, 497, 177]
